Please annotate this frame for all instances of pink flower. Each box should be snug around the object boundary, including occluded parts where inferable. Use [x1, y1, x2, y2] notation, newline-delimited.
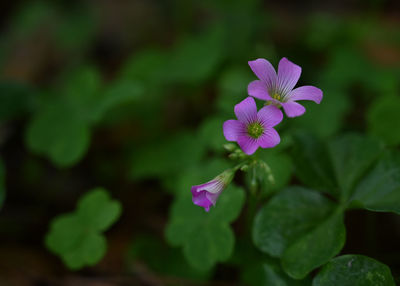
[247, 58, 323, 117]
[223, 97, 283, 155]
[191, 170, 234, 212]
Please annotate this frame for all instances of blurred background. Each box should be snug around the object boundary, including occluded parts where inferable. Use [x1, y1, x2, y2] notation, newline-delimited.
[0, 0, 399, 285]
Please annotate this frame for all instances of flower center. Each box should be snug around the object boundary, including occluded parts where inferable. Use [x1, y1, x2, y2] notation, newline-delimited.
[247, 122, 264, 139]
[272, 93, 282, 101]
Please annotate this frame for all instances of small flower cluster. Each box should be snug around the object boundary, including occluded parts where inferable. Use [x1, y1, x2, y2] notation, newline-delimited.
[191, 57, 323, 211]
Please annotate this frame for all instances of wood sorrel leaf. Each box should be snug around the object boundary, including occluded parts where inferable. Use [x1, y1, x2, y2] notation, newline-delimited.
[26, 101, 90, 168]
[367, 95, 400, 146]
[328, 134, 383, 202]
[282, 209, 346, 279]
[253, 187, 334, 257]
[166, 184, 245, 271]
[45, 188, 122, 270]
[290, 132, 337, 196]
[350, 151, 400, 214]
[312, 255, 395, 286]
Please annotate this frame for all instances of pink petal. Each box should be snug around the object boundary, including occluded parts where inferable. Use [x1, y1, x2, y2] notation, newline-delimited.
[281, 101, 306, 118]
[248, 59, 277, 89]
[223, 120, 246, 141]
[289, 85, 323, 104]
[258, 128, 281, 148]
[257, 105, 283, 128]
[237, 136, 259, 155]
[192, 190, 213, 212]
[234, 97, 257, 124]
[277, 57, 302, 95]
[247, 80, 272, 100]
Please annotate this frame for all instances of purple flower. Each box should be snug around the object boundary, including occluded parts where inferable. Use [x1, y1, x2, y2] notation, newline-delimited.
[247, 57, 323, 117]
[223, 97, 283, 155]
[191, 170, 234, 212]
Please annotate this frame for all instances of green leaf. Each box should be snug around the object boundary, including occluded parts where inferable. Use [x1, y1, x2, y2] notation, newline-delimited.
[129, 234, 211, 280]
[130, 132, 206, 179]
[253, 187, 334, 257]
[164, 27, 225, 84]
[26, 101, 90, 167]
[0, 159, 5, 210]
[290, 132, 337, 195]
[197, 116, 226, 153]
[290, 88, 350, 138]
[328, 134, 384, 201]
[351, 151, 400, 214]
[313, 255, 395, 286]
[282, 209, 346, 279]
[45, 188, 121, 270]
[166, 184, 245, 271]
[257, 149, 293, 194]
[367, 95, 400, 146]
[76, 188, 122, 231]
[217, 67, 253, 115]
[242, 261, 311, 286]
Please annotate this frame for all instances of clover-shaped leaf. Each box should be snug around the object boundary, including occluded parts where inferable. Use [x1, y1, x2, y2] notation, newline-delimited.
[26, 101, 90, 167]
[253, 187, 335, 257]
[350, 151, 400, 214]
[166, 184, 245, 271]
[313, 255, 395, 286]
[45, 188, 122, 270]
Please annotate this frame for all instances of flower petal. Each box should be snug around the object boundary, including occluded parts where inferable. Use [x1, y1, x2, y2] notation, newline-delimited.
[257, 105, 283, 128]
[223, 120, 246, 141]
[258, 128, 281, 148]
[234, 97, 257, 124]
[247, 80, 272, 100]
[277, 57, 302, 95]
[288, 85, 323, 104]
[248, 58, 277, 89]
[192, 190, 212, 212]
[237, 136, 259, 155]
[281, 101, 306, 117]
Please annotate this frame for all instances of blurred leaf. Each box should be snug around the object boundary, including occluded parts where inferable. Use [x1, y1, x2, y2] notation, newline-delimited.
[26, 101, 90, 167]
[328, 134, 383, 201]
[367, 95, 400, 146]
[217, 67, 253, 115]
[129, 234, 211, 280]
[305, 14, 342, 50]
[91, 79, 144, 123]
[0, 82, 36, 120]
[282, 209, 346, 279]
[0, 159, 5, 210]
[120, 48, 168, 85]
[164, 27, 225, 84]
[166, 184, 245, 271]
[197, 116, 226, 153]
[351, 151, 400, 214]
[290, 132, 337, 195]
[257, 149, 293, 194]
[130, 132, 206, 179]
[291, 88, 350, 138]
[45, 188, 121, 270]
[60, 66, 102, 122]
[76, 188, 122, 232]
[253, 187, 334, 257]
[313, 255, 395, 286]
